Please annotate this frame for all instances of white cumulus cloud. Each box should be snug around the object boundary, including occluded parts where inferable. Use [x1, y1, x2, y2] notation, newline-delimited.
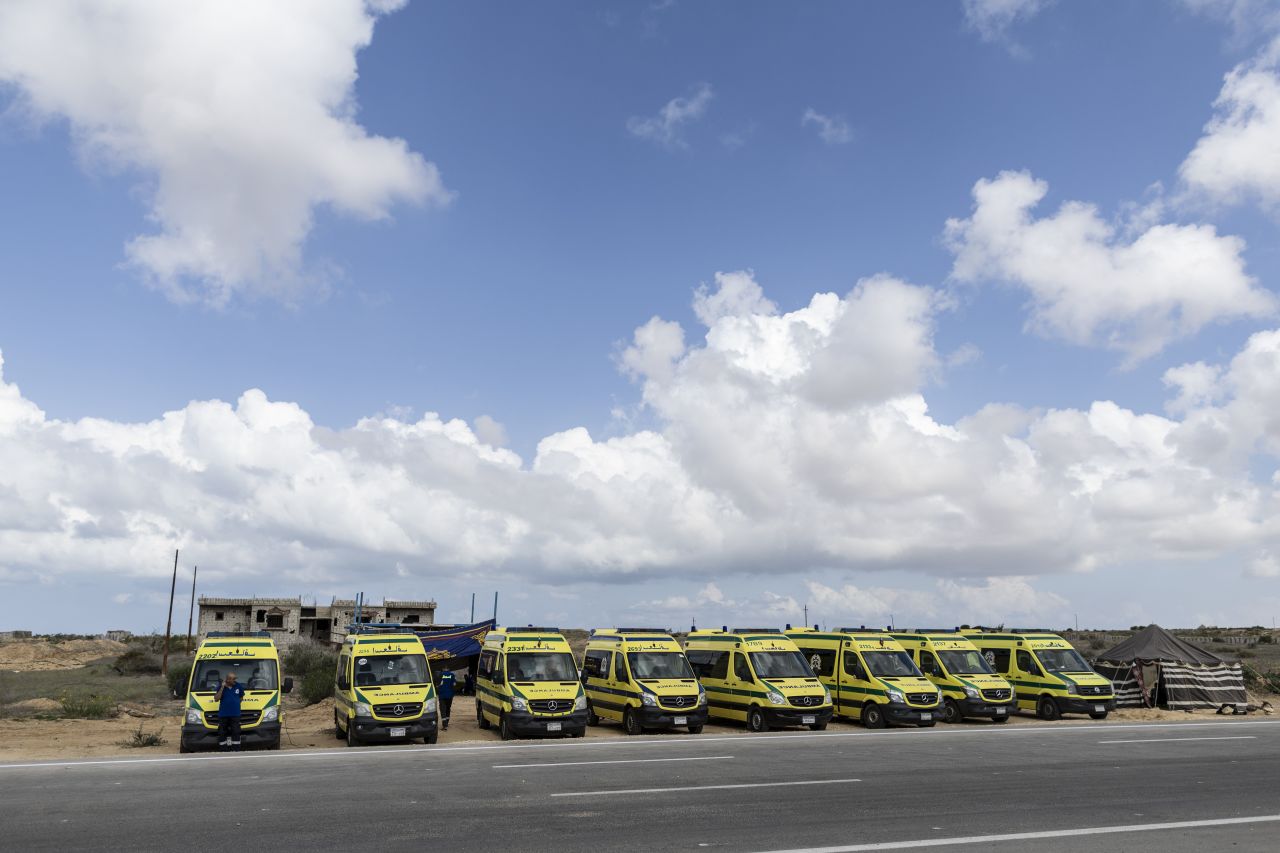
[626, 83, 713, 149]
[0, 0, 450, 305]
[945, 170, 1275, 363]
[801, 108, 853, 145]
[961, 0, 1052, 51]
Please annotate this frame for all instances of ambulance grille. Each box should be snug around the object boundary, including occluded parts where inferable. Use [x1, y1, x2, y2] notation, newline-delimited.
[204, 710, 261, 726]
[529, 699, 573, 714]
[1075, 685, 1108, 696]
[982, 689, 1012, 701]
[374, 702, 422, 718]
[659, 695, 699, 709]
[788, 695, 824, 708]
[907, 693, 938, 705]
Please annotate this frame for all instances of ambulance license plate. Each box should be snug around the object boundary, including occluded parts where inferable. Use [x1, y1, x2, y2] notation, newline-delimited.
[1094, 705, 1105, 713]
[673, 716, 687, 725]
[547, 722, 562, 732]
[389, 727, 407, 738]
[920, 713, 932, 721]
[996, 707, 1007, 715]
[802, 715, 816, 725]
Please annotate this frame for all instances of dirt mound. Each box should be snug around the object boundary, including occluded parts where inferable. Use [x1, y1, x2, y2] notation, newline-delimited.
[2, 698, 63, 716]
[0, 639, 128, 671]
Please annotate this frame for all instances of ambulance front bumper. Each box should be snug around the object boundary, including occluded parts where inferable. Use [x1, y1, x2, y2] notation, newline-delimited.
[762, 706, 834, 728]
[352, 715, 438, 742]
[180, 721, 280, 750]
[885, 703, 940, 725]
[1058, 697, 1116, 714]
[958, 698, 1015, 717]
[637, 704, 709, 728]
[506, 709, 589, 736]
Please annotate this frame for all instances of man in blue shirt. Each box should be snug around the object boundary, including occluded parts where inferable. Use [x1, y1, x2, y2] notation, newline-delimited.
[438, 670, 456, 730]
[214, 672, 246, 751]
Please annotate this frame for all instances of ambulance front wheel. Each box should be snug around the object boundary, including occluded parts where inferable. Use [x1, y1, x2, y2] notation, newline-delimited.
[477, 704, 491, 730]
[499, 714, 516, 741]
[424, 732, 438, 744]
[623, 708, 643, 736]
[346, 722, 361, 748]
[991, 714, 1010, 723]
[1089, 711, 1109, 720]
[861, 702, 886, 729]
[586, 705, 599, 727]
[1037, 696, 1061, 721]
[747, 706, 767, 733]
[809, 722, 827, 731]
[333, 712, 346, 740]
[943, 698, 963, 724]
[688, 724, 704, 734]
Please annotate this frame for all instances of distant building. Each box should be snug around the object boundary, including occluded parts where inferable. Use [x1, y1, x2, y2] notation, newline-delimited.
[0, 630, 33, 640]
[196, 596, 436, 647]
[103, 629, 132, 642]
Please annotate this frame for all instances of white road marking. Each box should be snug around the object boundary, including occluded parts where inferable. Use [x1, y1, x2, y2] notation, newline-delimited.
[494, 755, 733, 769]
[752, 813, 1280, 852]
[1099, 735, 1257, 744]
[553, 778, 860, 797]
[1, 718, 1277, 772]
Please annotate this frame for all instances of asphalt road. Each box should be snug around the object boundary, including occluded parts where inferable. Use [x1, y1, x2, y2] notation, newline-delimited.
[1, 719, 1278, 852]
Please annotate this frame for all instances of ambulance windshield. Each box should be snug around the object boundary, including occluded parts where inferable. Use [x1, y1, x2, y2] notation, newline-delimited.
[749, 651, 814, 679]
[628, 652, 695, 680]
[1035, 648, 1092, 673]
[506, 652, 577, 681]
[862, 651, 923, 678]
[192, 659, 278, 692]
[937, 650, 996, 675]
[353, 654, 429, 686]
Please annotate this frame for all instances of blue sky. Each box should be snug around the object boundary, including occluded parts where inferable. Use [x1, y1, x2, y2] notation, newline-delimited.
[2, 1, 1280, 634]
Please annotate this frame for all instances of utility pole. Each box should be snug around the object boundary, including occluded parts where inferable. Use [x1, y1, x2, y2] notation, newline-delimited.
[803, 603, 808, 627]
[470, 592, 475, 624]
[185, 565, 198, 653]
[493, 591, 499, 622]
[161, 549, 178, 676]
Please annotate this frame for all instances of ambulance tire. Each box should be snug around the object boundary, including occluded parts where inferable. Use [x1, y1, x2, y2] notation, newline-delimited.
[499, 713, 516, 741]
[942, 698, 963, 724]
[334, 712, 346, 740]
[747, 706, 767, 733]
[267, 735, 281, 750]
[623, 708, 644, 736]
[424, 732, 438, 745]
[477, 704, 491, 730]
[346, 722, 361, 748]
[1089, 711, 1109, 720]
[862, 702, 886, 729]
[179, 741, 194, 754]
[570, 728, 585, 738]
[586, 705, 599, 727]
[1037, 695, 1061, 721]
[991, 715, 1010, 723]
[809, 722, 827, 731]
[688, 724, 704, 734]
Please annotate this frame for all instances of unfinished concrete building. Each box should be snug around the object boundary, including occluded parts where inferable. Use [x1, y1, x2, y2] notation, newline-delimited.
[196, 596, 436, 647]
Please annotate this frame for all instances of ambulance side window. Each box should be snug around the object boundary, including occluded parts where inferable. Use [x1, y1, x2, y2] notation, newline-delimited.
[984, 648, 1011, 674]
[583, 650, 609, 679]
[919, 651, 940, 676]
[734, 653, 754, 683]
[843, 652, 867, 681]
[686, 650, 728, 680]
[799, 648, 835, 677]
[337, 654, 350, 689]
[478, 650, 497, 678]
[1016, 650, 1039, 676]
[613, 651, 628, 682]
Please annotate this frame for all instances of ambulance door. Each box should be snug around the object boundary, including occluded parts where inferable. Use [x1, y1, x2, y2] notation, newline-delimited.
[1016, 648, 1051, 711]
[841, 649, 872, 720]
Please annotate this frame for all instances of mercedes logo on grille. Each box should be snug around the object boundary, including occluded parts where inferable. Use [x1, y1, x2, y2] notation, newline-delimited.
[547, 700, 559, 711]
[799, 696, 812, 706]
[392, 704, 404, 716]
[674, 697, 686, 707]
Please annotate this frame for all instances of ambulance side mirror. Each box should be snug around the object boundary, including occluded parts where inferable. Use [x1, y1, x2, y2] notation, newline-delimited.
[282, 677, 294, 695]
[492, 671, 505, 685]
[338, 675, 350, 690]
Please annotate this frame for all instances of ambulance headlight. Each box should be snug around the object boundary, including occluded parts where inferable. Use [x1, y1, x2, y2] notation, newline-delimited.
[767, 692, 786, 705]
[573, 694, 587, 711]
[425, 698, 437, 715]
[1066, 684, 1079, 695]
[186, 709, 203, 725]
[964, 686, 980, 699]
[640, 693, 657, 706]
[886, 689, 906, 704]
[260, 706, 278, 723]
[698, 686, 707, 705]
[354, 702, 373, 717]
[511, 697, 529, 712]
[822, 686, 831, 703]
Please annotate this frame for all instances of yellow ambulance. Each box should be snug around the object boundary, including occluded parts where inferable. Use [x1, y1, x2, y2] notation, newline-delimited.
[685, 628, 832, 732]
[888, 631, 1015, 723]
[786, 628, 942, 728]
[960, 628, 1115, 720]
[475, 627, 588, 740]
[333, 629, 439, 746]
[581, 628, 707, 735]
[180, 631, 293, 752]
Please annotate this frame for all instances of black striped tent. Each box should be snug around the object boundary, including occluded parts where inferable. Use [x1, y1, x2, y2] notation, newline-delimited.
[1095, 625, 1247, 710]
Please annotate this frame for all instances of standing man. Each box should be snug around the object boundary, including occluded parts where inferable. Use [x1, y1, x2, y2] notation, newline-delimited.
[438, 669, 456, 731]
[215, 671, 246, 751]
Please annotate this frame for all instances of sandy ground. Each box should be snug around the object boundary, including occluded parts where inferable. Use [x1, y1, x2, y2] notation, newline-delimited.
[0, 695, 1272, 762]
[0, 639, 128, 672]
